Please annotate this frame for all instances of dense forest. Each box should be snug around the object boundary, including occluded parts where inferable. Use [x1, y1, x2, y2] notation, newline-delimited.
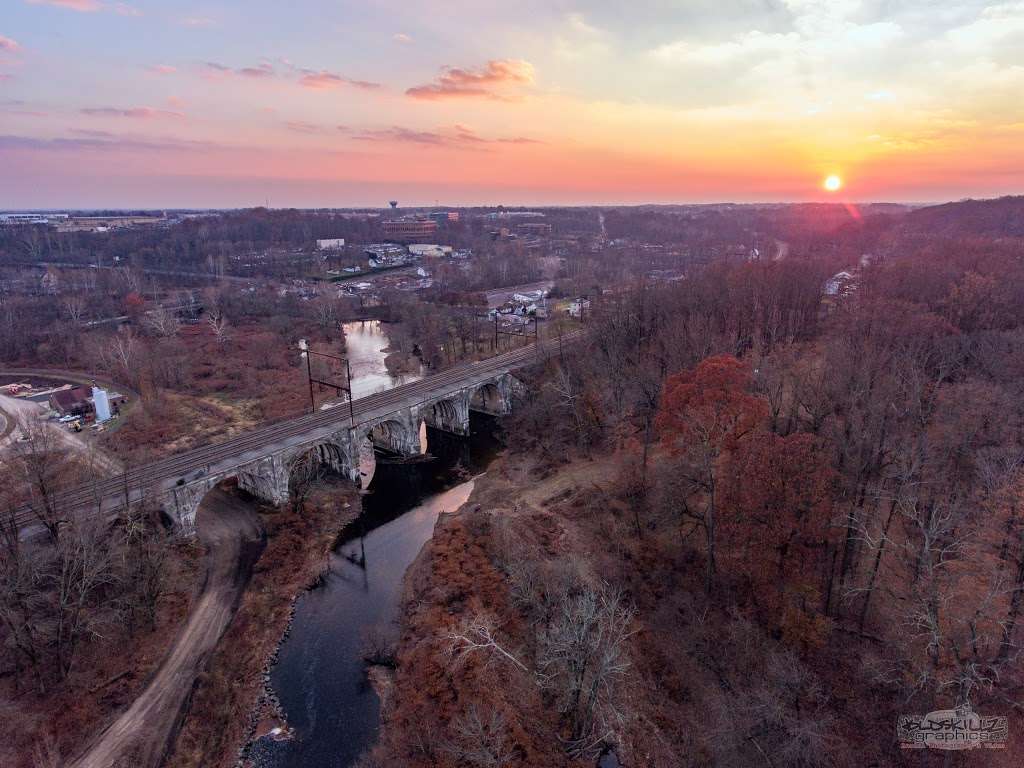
[365, 199, 1024, 767]
[3, 197, 1024, 767]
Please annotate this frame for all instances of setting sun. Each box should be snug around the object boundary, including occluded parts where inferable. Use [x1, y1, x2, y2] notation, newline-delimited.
[824, 174, 843, 192]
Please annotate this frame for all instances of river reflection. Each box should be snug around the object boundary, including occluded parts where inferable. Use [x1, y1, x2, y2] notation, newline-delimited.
[249, 408, 501, 768]
[341, 320, 422, 400]
[251, 476, 477, 767]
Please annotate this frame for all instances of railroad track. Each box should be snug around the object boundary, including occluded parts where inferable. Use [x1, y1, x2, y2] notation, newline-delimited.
[12, 333, 580, 528]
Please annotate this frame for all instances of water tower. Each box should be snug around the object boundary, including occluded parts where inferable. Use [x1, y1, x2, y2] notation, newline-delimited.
[389, 200, 398, 210]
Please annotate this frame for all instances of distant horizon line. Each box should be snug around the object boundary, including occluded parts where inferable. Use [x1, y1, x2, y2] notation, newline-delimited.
[5, 197, 1011, 214]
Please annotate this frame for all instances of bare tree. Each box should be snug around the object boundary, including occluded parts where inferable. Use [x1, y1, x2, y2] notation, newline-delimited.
[207, 311, 230, 345]
[288, 451, 323, 512]
[63, 295, 87, 328]
[442, 704, 514, 768]
[537, 583, 636, 756]
[4, 416, 73, 544]
[445, 613, 530, 673]
[144, 304, 181, 339]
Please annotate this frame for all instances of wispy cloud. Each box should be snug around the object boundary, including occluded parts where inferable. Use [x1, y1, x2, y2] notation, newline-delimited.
[81, 106, 184, 119]
[285, 120, 327, 134]
[26, 0, 102, 10]
[0, 133, 214, 151]
[1, 98, 46, 116]
[297, 69, 380, 90]
[406, 59, 534, 100]
[0, 35, 21, 53]
[347, 124, 540, 147]
[25, 0, 139, 14]
[147, 64, 177, 75]
[393, 32, 412, 44]
[202, 61, 274, 80]
[181, 16, 214, 27]
[203, 60, 380, 91]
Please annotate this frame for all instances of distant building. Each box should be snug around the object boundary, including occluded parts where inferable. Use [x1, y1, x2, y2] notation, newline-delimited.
[365, 244, 409, 268]
[382, 218, 438, 241]
[316, 238, 346, 251]
[567, 298, 591, 318]
[428, 211, 460, 224]
[40, 268, 59, 294]
[408, 244, 452, 258]
[512, 289, 547, 304]
[516, 222, 552, 236]
[824, 270, 857, 296]
[49, 386, 92, 417]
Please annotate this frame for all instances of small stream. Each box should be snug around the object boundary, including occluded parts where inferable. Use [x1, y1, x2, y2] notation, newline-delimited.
[248, 320, 499, 767]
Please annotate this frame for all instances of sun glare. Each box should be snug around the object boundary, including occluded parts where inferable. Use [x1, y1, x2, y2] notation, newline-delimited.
[824, 174, 843, 192]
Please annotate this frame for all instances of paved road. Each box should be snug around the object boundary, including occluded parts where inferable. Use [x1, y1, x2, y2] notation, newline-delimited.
[12, 334, 577, 528]
[69, 488, 265, 768]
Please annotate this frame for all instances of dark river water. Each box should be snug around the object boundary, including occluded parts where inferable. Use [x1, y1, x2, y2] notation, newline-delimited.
[248, 321, 499, 767]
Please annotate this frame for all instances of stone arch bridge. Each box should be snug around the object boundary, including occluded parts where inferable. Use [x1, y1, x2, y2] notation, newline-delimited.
[165, 372, 519, 526]
[13, 338, 571, 533]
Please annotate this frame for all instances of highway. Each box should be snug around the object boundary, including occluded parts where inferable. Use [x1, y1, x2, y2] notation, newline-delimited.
[12, 333, 578, 528]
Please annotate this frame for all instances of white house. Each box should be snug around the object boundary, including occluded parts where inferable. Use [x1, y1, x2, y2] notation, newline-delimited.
[824, 270, 856, 296]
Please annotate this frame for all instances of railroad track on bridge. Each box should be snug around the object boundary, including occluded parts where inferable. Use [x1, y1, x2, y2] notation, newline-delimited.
[13, 332, 581, 529]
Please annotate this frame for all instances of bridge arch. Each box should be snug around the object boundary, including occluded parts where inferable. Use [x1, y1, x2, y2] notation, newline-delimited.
[470, 381, 509, 415]
[364, 418, 419, 456]
[421, 395, 470, 436]
[287, 440, 351, 478]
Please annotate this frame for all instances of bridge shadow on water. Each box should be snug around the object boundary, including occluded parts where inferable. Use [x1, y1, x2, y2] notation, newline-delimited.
[246, 412, 502, 768]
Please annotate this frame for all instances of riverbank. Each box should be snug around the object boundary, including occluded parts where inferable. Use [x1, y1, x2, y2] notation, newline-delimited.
[362, 450, 667, 767]
[164, 478, 361, 768]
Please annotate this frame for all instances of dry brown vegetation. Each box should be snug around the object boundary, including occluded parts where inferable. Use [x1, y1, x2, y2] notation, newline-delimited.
[166, 478, 360, 768]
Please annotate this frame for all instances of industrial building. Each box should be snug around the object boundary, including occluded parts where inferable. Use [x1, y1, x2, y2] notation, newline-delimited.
[381, 218, 438, 241]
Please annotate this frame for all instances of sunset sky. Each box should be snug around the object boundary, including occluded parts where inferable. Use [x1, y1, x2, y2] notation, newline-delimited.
[1, 0, 1022, 208]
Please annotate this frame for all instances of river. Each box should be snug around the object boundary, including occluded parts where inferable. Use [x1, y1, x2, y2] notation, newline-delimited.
[339, 319, 422, 400]
[248, 319, 497, 767]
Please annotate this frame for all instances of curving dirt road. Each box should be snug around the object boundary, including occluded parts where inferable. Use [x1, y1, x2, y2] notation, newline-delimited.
[70, 488, 266, 768]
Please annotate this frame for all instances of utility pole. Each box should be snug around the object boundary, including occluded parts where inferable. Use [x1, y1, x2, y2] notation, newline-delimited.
[299, 339, 355, 422]
[299, 339, 315, 414]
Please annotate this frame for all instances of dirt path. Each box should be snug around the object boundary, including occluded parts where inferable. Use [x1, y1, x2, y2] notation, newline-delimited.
[70, 488, 266, 768]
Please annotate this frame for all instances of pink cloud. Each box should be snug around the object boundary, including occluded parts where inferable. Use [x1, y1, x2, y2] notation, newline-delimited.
[0, 74, 12, 81]
[81, 106, 184, 120]
[239, 63, 275, 79]
[147, 64, 177, 75]
[285, 121, 326, 134]
[0, 36, 20, 53]
[26, 0, 102, 11]
[166, 95, 185, 108]
[406, 59, 534, 100]
[393, 33, 412, 44]
[348, 123, 540, 148]
[298, 70, 380, 90]
[203, 61, 277, 82]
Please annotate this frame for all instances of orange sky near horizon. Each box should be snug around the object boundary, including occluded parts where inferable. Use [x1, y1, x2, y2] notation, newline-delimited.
[1, 1, 1022, 207]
